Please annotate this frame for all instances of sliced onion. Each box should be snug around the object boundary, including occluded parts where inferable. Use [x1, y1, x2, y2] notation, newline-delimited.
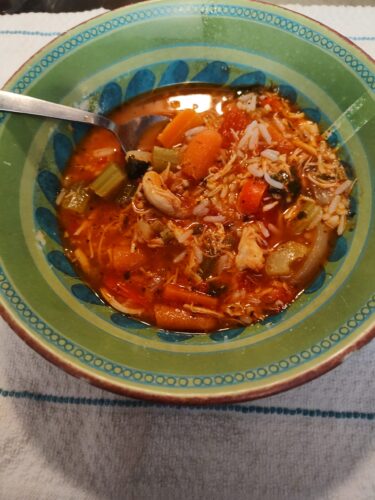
[290, 223, 330, 286]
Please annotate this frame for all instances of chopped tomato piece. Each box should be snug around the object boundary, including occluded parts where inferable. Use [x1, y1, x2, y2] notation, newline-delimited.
[219, 106, 249, 148]
[238, 178, 268, 215]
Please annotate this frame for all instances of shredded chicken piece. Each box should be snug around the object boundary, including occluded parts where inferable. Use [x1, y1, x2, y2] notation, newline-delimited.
[235, 225, 265, 271]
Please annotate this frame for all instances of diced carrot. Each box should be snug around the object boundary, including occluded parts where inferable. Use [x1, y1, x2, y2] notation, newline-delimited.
[111, 246, 147, 272]
[162, 284, 219, 309]
[154, 304, 217, 332]
[181, 129, 222, 180]
[157, 109, 203, 148]
[238, 178, 268, 215]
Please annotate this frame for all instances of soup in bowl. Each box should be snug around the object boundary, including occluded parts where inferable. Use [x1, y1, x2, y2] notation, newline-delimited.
[57, 84, 354, 333]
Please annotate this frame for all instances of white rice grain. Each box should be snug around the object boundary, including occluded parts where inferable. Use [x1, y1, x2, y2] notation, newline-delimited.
[93, 147, 116, 158]
[193, 199, 210, 216]
[258, 123, 272, 144]
[273, 116, 285, 132]
[55, 189, 66, 206]
[335, 180, 352, 195]
[337, 215, 346, 235]
[262, 200, 279, 212]
[327, 195, 341, 215]
[257, 221, 270, 238]
[260, 149, 280, 162]
[238, 120, 258, 150]
[248, 127, 259, 150]
[176, 229, 193, 244]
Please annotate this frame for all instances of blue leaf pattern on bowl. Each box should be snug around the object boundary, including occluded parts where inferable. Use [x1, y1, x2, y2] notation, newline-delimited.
[230, 70, 266, 87]
[35, 207, 61, 244]
[159, 60, 189, 86]
[47, 250, 77, 277]
[342, 160, 354, 180]
[210, 327, 245, 342]
[327, 131, 338, 147]
[125, 69, 156, 101]
[111, 313, 149, 329]
[99, 82, 122, 114]
[302, 107, 321, 123]
[192, 61, 229, 84]
[53, 133, 73, 172]
[349, 196, 357, 218]
[261, 310, 286, 326]
[157, 331, 193, 342]
[305, 269, 326, 294]
[37, 170, 60, 207]
[278, 84, 297, 104]
[71, 284, 104, 305]
[72, 122, 90, 144]
[328, 236, 347, 262]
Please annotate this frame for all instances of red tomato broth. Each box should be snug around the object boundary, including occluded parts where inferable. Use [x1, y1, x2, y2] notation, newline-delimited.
[57, 85, 353, 333]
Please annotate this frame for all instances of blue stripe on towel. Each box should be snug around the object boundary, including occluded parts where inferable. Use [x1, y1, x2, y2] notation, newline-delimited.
[0, 388, 374, 420]
[0, 30, 61, 36]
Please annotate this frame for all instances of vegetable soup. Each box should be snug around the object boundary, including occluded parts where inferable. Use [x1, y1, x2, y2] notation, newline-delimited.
[57, 85, 354, 332]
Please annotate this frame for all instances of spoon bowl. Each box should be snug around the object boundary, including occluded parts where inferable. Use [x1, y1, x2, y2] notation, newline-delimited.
[0, 90, 168, 153]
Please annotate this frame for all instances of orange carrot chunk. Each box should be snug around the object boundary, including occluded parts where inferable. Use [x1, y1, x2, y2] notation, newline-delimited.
[162, 284, 219, 309]
[157, 109, 202, 148]
[238, 178, 268, 215]
[181, 129, 222, 180]
[111, 246, 146, 272]
[154, 304, 218, 332]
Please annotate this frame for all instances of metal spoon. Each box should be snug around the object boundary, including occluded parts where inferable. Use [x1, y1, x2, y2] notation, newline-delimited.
[0, 90, 168, 153]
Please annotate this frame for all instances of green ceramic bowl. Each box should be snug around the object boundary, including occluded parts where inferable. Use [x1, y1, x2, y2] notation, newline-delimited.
[0, 0, 374, 403]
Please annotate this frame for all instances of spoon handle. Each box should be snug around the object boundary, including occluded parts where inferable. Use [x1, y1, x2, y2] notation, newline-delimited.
[0, 90, 114, 130]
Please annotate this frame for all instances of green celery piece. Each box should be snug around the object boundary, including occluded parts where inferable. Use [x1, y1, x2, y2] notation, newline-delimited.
[60, 184, 91, 214]
[152, 146, 180, 172]
[90, 163, 126, 198]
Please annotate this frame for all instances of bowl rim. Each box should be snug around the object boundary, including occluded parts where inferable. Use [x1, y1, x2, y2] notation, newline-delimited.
[1, 0, 374, 404]
[2, 301, 375, 404]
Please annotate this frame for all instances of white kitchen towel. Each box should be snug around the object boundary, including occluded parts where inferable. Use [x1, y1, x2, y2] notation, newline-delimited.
[0, 5, 374, 500]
